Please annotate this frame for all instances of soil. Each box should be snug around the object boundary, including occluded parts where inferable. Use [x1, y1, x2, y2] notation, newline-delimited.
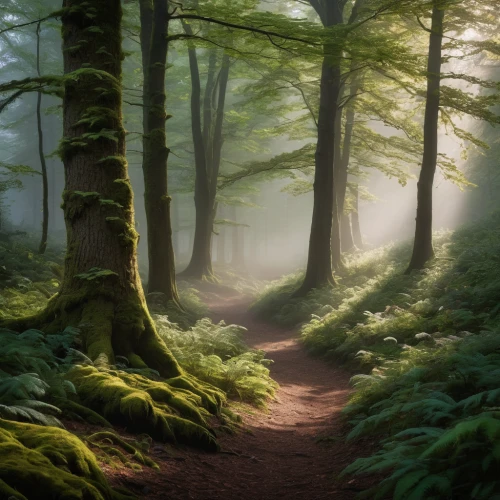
[103, 295, 377, 499]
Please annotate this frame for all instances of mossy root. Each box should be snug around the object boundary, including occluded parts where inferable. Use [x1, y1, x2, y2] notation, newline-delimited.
[0, 419, 133, 500]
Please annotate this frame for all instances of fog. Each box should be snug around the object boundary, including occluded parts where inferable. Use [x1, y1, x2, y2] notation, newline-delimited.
[1, 0, 498, 282]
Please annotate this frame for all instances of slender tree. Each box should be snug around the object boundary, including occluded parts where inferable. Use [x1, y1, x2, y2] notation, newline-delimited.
[350, 183, 363, 248]
[179, 25, 231, 280]
[139, 0, 181, 306]
[407, 1, 444, 272]
[35, 21, 49, 254]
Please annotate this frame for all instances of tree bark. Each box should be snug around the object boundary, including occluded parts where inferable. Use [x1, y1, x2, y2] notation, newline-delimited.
[3, 0, 181, 378]
[407, 2, 444, 272]
[140, 0, 181, 306]
[334, 70, 359, 255]
[230, 206, 245, 268]
[36, 22, 49, 255]
[295, 2, 343, 296]
[350, 184, 363, 249]
[215, 204, 226, 264]
[331, 109, 342, 270]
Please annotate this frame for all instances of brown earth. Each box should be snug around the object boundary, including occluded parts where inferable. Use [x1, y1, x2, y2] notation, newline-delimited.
[102, 296, 377, 499]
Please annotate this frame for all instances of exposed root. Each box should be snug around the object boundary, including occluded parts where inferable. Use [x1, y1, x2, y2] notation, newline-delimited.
[67, 365, 225, 451]
[86, 431, 159, 470]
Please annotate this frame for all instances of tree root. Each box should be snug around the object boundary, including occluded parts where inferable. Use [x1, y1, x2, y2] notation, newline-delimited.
[67, 365, 225, 451]
[86, 431, 159, 470]
[0, 418, 133, 500]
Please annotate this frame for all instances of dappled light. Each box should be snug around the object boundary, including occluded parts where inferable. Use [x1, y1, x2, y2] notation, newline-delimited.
[0, 0, 499, 498]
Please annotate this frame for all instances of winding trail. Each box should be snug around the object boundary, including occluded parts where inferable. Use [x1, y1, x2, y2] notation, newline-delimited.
[109, 296, 375, 499]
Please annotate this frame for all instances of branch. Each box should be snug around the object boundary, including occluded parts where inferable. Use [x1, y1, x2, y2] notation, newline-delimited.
[170, 13, 319, 47]
[0, 13, 59, 36]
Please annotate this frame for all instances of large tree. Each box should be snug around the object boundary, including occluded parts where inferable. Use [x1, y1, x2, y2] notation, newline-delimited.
[4, 0, 182, 377]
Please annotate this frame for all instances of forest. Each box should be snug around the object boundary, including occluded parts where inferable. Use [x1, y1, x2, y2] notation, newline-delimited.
[0, 0, 499, 498]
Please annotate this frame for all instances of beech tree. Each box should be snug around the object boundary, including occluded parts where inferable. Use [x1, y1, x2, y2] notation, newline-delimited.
[407, 0, 444, 272]
[180, 26, 231, 280]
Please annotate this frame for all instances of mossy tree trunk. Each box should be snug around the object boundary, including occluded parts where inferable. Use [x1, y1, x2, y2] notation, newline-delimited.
[6, 0, 183, 379]
[407, 2, 444, 272]
[295, 1, 343, 296]
[36, 22, 49, 255]
[139, 0, 181, 307]
[180, 26, 231, 280]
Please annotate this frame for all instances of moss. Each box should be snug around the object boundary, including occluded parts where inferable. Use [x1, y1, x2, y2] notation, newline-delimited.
[66, 365, 222, 451]
[112, 178, 133, 208]
[105, 217, 138, 247]
[62, 191, 101, 221]
[54, 398, 113, 428]
[0, 419, 132, 500]
[87, 431, 158, 469]
[80, 300, 115, 365]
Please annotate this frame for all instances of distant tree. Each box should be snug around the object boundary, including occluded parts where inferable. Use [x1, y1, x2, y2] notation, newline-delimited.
[179, 25, 231, 281]
[139, 0, 181, 307]
[35, 21, 49, 254]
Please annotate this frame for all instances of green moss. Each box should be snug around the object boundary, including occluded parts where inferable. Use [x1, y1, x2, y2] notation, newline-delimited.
[86, 431, 158, 470]
[112, 178, 133, 208]
[104, 217, 138, 247]
[0, 419, 131, 500]
[66, 365, 222, 451]
[62, 191, 101, 221]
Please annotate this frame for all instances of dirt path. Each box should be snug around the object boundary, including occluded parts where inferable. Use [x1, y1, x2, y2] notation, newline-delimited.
[108, 296, 374, 499]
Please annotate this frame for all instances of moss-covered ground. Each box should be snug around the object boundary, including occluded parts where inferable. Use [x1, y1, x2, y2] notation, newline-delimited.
[0, 233, 276, 499]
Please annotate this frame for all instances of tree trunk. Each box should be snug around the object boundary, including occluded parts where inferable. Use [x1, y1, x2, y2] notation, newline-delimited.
[295, 3, 343, 296]
[215, 205, 226, 264]
[350, 184, 363, 248]
[180, 37, 230, 280]
[172, 194, 181, 258]
[231, 206, 245, 268]
[331, 109, 343, 270]
[140, 0, 180, 306]
[36, 22, 49, 255]
[340, 214, 355, 251]
[180, 25, 215, 280]
[3, 0, 180, 379]
[335, 72, 359, 255]
[407, 3, 444, 272]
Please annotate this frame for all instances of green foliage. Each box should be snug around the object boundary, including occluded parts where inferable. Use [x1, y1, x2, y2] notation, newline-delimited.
[256, 211, 500, 498]
[0, 419, 132, 500]
[0, 326, 81, 427]
[0, 238, 62, 318]
[156, 316, 277, 407]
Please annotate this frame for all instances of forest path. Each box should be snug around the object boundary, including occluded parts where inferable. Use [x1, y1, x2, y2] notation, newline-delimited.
[114, 295, 373, 499]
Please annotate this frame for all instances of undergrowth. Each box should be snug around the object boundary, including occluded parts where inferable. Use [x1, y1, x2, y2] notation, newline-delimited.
[156, 316, 277, 407]
[0, 232, 276, 498]
[255, 211, 500, 499]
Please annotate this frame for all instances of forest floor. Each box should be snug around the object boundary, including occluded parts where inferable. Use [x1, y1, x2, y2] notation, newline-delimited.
[101, 293, 377, 499]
